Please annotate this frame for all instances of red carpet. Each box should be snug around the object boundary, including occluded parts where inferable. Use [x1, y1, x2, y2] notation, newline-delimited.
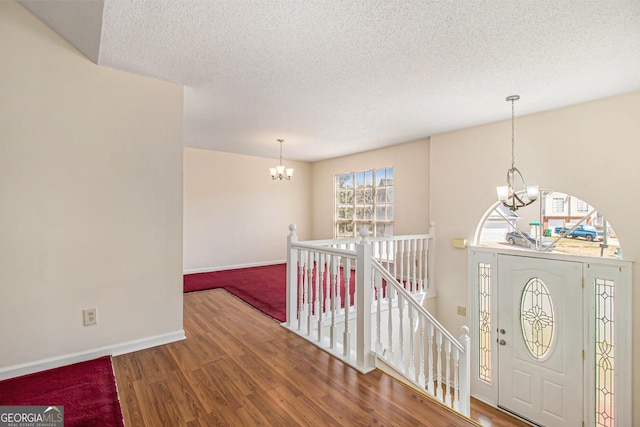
[0, 356, 124, 427]
[184, 264, 288, 322]
[184, 263, 362, 323]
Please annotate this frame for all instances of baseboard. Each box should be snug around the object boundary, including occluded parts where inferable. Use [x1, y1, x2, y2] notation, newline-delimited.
[0, 330, 186, 381]
[183, 260, 285, 275]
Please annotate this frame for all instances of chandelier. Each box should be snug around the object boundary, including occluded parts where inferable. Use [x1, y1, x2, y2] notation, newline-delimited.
[269, 139, 294, 180]
[496, 95, 538, 211]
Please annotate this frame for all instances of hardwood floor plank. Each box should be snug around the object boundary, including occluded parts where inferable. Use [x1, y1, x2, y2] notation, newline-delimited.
[113, 289, 524, 426]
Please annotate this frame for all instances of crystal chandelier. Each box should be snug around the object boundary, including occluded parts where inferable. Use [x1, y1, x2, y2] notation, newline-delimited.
[496, 95, 538, 211]
[269, 139, 294, 180]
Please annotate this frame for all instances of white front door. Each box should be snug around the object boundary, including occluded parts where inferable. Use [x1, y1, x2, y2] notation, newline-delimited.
[498, 255, 583, 426]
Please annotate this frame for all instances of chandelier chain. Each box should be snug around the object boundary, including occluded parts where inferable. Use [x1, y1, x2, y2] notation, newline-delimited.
[511, 98, 515, 170]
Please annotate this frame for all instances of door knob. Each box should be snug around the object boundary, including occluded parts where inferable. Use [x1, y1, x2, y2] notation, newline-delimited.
[499, 339, 506, 345]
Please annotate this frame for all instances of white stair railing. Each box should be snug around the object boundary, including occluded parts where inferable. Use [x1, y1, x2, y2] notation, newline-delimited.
[370, 257, 470, 416]
[283, 224, 470, 417]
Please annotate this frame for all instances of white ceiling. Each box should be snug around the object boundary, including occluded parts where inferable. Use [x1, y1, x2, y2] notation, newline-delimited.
[19, 0, 640, 162]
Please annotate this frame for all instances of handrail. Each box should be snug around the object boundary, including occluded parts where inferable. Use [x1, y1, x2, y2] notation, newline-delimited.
[370, 258, 463, 351]
[291, 241, 357, 258]
[298, 233, 431, 246]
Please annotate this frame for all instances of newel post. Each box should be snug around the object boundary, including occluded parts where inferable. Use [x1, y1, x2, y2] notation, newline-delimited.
[286, 224, 298, 327]
[356, 227, 375, 372]
[427, 221, 436, 296]
[458, 325, 471, 417]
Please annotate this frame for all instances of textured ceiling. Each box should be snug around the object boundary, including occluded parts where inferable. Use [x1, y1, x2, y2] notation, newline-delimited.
[19, 0, 640, 162]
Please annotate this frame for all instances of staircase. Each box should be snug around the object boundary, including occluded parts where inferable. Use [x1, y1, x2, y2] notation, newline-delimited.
[281, 224, 471, 417]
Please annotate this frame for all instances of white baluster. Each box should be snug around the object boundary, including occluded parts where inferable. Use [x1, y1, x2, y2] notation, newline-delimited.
[428, 221, 436, 295]
[453, 347, 460, 411]
[399, 240, 405, 288]
[324, 256, 331, 317]
[305, 251, 313, 334]
[408, 304, 416, 380]
[417, 238, 424, 293]
[313, 252, 320, 322]
[330, 255, 338, 349]
[387, 285, 395, 361]
[335, 256, 342, 314]
[343, 258, 351, 357]
[398, 294, 405, 371]
[297, 250, 305, 331]
[411, 239, 417, 292]
[418, 316, 425, 388]
[427, 322, 434, 395]
[317, 253, 325, 342]
[445, 340, 452, 406]
[436, 330, 443, 401]
[392, 240, 398, 280]
[375, 271, 383, 354]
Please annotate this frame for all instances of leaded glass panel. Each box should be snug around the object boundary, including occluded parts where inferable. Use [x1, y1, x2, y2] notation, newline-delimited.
[520, 278, 556, 360]
[595, 278, 615, 427]
[478, 262, 492, 383]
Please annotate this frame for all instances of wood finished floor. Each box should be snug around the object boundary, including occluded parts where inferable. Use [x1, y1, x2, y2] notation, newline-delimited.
[113, 289, 529, 426]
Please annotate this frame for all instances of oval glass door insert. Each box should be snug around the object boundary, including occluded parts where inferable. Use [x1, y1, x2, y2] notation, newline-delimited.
[520, 277, 556, 359]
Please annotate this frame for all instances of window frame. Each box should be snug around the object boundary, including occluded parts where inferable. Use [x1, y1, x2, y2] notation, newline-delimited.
[334, 167, 394, 238]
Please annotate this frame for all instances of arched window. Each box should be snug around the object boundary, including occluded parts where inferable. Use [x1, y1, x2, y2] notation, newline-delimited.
[474, 190, 622, 259]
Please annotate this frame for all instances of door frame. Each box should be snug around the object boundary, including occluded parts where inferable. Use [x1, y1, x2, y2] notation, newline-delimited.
[467, 246, 632, 427]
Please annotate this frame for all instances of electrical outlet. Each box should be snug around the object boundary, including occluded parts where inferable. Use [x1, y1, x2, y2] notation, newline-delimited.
[456, 306, 467, 316]
[83, 308, 97, 326]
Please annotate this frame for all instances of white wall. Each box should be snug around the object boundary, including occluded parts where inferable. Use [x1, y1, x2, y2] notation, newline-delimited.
[0, 2, 184, 374]
[183, 147, 312, 273]
[311, 139, 430, 239]
[430, 91, 640, 424]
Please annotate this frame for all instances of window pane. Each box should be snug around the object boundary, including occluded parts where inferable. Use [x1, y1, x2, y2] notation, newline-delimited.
[356, 172, 366, 188]
[337, 221, 354, 237]
[364, 170, 373, 186]
[355, 189, 365, 204]
[387, 205, 394, 221]
[355, 207, 364, 219]
[364, 188, 373, 204]
[338, 206, 353, 220]
[338, 190, 353, 204]
[386, 187, 394, 203]
[376, 188, 386, 203]
[577, 200, 589, 213]
[364, 206, 373, 220]
[552, 197, 564, 213]
[337, 173, 353, 189]
[376, 206, 385, 221]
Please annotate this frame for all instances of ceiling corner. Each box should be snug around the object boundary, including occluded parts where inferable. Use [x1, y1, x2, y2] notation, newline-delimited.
[17, 0, 104, 64]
